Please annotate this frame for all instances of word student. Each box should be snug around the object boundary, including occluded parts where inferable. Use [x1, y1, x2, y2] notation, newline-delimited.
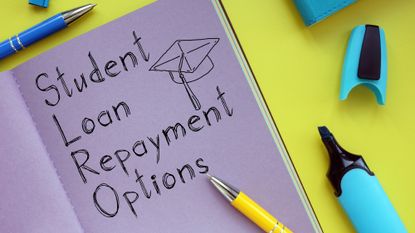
[35, 31, 149, 107]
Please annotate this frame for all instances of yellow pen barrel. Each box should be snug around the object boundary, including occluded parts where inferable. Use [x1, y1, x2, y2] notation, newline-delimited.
[231, 192, 293, 233]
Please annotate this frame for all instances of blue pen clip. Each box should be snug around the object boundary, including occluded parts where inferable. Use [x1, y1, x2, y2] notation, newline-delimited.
[340, 25, 387, 105]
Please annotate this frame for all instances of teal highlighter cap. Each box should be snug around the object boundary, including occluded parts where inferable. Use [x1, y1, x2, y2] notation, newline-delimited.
[340, 25, 388, 105]
[318, 126, 407, 233]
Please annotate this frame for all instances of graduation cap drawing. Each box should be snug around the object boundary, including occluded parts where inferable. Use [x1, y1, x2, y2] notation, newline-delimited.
[149, 38, 220, 110]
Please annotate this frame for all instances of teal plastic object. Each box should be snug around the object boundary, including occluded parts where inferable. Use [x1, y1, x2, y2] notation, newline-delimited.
[340, 25, 387, 105]
[29, 0, 49, 8]
[338, 169, 407, 233]
[292, 0, 356, 26]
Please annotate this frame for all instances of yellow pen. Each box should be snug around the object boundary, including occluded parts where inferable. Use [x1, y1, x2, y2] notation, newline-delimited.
[208, 175, 293, 233]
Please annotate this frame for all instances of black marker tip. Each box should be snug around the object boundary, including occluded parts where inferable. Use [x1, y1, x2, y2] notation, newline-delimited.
[318, 126, 373, 196]
[318, 126, 331, 139]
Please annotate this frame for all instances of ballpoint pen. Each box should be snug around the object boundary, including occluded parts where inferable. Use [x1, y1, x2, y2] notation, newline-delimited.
[208, 174, 293, 233]
[0, 4, 96, 60]
[318, 126, 407, 233]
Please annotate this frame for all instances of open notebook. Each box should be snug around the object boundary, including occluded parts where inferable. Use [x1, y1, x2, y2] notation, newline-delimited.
[0, 0, 322, 232]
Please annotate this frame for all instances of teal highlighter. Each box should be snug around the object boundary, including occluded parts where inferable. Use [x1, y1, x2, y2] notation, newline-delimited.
[318, 126, 407, 233]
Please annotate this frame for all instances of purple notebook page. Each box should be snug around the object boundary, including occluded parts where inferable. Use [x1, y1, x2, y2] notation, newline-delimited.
[0, 72, 83, 233]
[13, 0, 317, 232]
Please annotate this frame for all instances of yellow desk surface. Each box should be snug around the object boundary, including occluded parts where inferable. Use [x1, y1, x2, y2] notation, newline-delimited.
[1, 0, 414, 232]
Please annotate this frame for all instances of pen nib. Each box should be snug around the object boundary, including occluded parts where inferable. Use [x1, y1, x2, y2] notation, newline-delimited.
[62, 4, 96, 25]
[208, 175, 239, 202]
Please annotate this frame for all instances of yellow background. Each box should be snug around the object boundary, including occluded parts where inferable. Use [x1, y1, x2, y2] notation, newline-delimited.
[1, 0, 414, 232]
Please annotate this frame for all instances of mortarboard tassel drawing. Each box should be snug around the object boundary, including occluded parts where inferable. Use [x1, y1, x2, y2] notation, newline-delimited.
[149, 38, 220, 110]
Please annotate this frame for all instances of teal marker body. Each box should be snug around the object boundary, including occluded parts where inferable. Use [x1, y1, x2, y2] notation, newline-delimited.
[318, 126, 406, 233]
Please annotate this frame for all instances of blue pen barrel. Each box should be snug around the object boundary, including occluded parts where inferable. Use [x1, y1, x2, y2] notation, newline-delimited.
[339, 169, 407, 233]
[0, 14, 66, 59]
[19, 14, 66, 47]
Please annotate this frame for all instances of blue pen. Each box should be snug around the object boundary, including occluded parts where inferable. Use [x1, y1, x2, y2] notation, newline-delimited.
[0, 4, 96, 60]
[318, 126, 407, 233]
